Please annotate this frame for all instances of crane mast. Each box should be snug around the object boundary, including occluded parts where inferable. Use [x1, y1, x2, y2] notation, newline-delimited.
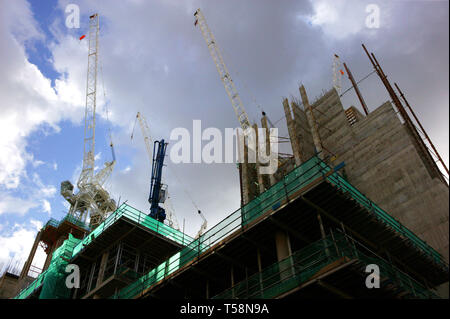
[194, 9, 252, 133]
[78, 14, 99, 189]
[62, 13, 116, 230]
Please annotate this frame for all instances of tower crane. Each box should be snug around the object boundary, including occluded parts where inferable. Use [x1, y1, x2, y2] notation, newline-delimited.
[194, 9, 253, 136]
[195, 210, 207, 239]
[61, 13, 116, 230]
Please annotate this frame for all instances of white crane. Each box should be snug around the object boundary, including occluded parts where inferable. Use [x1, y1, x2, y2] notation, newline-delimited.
[195, 210, 207, 239]
[61, 13, 116, 230]
[194, 9, 253, 135]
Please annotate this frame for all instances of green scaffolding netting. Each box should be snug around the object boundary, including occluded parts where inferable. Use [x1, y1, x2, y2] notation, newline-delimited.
[16, 155, 447, 299]
[72, 204, 195, 258]
[114, 156, 446, 299]
[15, 234, 81, 299]
[212, 233, 439, 299]
[15, 204, 194, 299]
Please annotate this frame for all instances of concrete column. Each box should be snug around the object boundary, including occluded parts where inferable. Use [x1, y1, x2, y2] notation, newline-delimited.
[283, 98, 302, 166]
[240, 132, 250, 205]
[230, 265, 235, 298]
[257, 248, 263, 297]
[300, 85, 323, 159]
[261, 115, 276, 186]
[19, 230, 42, 279]
[254, 123, 265, 194]
[42, 241, 56, 272]
[275, 231, 293, 281]
[95, 251, 109, 287]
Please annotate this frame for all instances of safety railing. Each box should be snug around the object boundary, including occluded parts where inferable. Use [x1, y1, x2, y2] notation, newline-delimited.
[71, 203, 195, 258]
[42, 214, 90, 232]
[113, 155, 446, 299]
[325, 167, 446, 267]
[212, 232, 439, 299]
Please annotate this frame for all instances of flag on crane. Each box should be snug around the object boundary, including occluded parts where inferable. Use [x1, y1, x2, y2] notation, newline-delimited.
[340, 69, 344, 75]
[79, 34, 86, 40]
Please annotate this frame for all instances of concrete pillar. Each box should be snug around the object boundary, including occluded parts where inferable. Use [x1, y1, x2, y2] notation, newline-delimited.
[42, 241, 56, 272]
[275, 231, 293, 281]
[230, 265, 235, 298]
[240, 132, 250, 205]
[95, 251, 109, 288]
[19, 230, 42, 280]
[283, 98, 302, 166]
[261, 115, 276, 186]
[300, 85, 323, 159]
[254, 123, 265, 194]
[257, 248, 264, 297]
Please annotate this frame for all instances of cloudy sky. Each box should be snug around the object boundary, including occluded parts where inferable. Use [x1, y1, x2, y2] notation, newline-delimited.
[0, 0, 448, 274]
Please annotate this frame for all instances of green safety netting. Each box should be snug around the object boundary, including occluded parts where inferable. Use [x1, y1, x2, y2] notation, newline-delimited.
[212, 233, 439, 299]
[15, 204, 194, 299]
[42, 214, 90, 233]
[114, 155, 446, 299]
[72, 204, 195, 257]
[15, 234, 81, 299]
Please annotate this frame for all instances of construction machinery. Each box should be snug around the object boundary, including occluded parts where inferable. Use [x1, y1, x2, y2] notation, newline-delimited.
[60, 13, 116, 230]
[148, 140, 168, 222]
[131, 112, 180, 227]
[195, 210, 207, 238]
[194, 9, 252, 135]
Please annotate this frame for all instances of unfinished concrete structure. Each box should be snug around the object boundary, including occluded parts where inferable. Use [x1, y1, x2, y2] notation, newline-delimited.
[12, 79, 448, 299]
[6, 39, 449, 299]
[242, 85, 449, 262]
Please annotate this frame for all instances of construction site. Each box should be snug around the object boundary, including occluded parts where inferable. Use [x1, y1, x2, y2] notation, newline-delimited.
[0, 9, 448, 300]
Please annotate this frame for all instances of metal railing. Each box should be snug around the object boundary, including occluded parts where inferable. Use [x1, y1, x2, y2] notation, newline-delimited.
[113, 155, 446, 299]
[212, 232, 439, 299]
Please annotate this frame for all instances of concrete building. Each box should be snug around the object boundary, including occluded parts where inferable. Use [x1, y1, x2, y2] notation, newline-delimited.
[9, 82, 448, 299]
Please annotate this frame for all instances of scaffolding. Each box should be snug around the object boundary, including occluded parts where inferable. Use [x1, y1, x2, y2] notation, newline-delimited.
[113, 155, 448, 299]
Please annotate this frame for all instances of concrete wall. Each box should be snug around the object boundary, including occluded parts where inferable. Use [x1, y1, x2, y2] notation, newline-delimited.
[310, 88, 449, 263]
[240, 86, 449, 265]
[0, 273, 19, 299]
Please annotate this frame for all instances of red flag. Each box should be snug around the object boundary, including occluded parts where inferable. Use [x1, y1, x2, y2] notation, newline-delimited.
[194, 19, 198, 26]
[79, 35, 86, 40]
[340, 69, 344, 75]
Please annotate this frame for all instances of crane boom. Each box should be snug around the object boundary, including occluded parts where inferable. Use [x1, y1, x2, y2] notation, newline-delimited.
[194, 9, 252, 133]
[135, 112, 153, 161]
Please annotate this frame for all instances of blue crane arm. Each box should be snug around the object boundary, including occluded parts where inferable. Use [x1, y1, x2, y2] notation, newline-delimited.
[149, 139, 167, 222]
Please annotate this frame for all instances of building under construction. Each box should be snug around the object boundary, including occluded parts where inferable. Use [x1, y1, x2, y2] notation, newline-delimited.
[0, 11, 448, 300]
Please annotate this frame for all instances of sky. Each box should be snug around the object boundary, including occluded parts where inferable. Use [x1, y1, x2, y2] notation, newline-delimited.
[0, 0, 448, 275]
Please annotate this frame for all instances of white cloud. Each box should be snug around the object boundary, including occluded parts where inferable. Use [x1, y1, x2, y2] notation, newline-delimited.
[305, 0, 376, 40]
[42, 200, 51, 215]
[0, 0, 85, 191]
[0, 221, 46, 276]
